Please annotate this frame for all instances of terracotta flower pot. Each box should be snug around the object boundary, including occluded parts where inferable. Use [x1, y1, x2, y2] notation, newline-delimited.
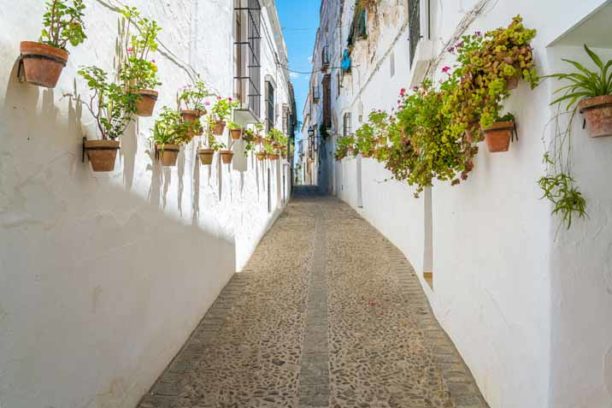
[506, 76, 519, 90]
[483, 121, 515, 153]
[268, 153, 279, 161]
[84, 139, 120, 172]
[133, 89, 158, 117]
[181, 109, 199, 123]
[156, 144, 180, 166]
[19, 41, 69, 88]
[230, 128, 242, 140]
[198, 148, 215, 165]
[256, 136, 263, 145]
[213, 120, 226, 136]
[578, 95, 612, 138]
[220, 149, 234, 164]
[256, 152, 266, 161]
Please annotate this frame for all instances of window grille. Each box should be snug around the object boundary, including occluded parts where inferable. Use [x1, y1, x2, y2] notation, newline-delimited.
[322, 74, 332, 128]
[343, 112, 352, 137]
[322, 45, 330, 68]
[265, 80, 275, 132]
[233, 0, 262, 118]
[312, 84, 320, 103]
[408, 0, 421, 65]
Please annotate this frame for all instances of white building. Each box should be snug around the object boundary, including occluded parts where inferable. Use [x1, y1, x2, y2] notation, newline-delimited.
[0, 1, 294, 407]
[305, 0, 612, 407]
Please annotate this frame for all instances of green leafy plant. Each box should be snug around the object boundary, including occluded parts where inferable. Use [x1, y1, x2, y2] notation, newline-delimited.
[152, 107, 190, 146]
[211, 97, 239, 122]
[178, 80, 212, 112]
[268, 128, 288, 148]
[335, 135, 356, 160]
[548, 45, 612, 109]
[40, 0, 86, 50]
[120, 6, 161, 91]
[78, 66, 137, 140]
[227, 121, 241, 130]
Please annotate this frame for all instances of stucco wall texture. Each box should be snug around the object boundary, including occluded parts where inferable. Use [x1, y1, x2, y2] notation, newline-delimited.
[0, 1, 291, 407]
[313, 0, 612, 407]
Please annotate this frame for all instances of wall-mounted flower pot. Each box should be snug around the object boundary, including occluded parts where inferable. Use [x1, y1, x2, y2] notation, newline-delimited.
[156, 144, 180, 166]
[256, 136, 263, 145]
[483, 121, 515, 153]
[230, 129, 242, 141]
[180, 109, 200, 122]
[578, 95, 612, 138]
[220, 149, 234, 164]
[198, 148, 214, 165]
[83, 139, 120, 172]
[268, 153, 279, 161]
[213, 120, 226, 136]
[19, 41, 68, 88]
[256, 152, 266, 161]
[133, 89, 158, 117]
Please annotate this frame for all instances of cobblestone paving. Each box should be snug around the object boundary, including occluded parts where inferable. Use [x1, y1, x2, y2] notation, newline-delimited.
[138, 186, 488, 408]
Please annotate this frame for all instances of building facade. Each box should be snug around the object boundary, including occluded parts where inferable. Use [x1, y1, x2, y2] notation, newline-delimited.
[305, 0, 612, 407]
[0, 1, 294, 407]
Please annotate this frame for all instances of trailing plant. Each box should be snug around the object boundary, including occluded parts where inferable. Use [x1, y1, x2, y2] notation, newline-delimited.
[335, 135, 356, 160]
[269, 128, 288, 148]
[78, 66, 137, 140]
[243, 128, 256, 152]
[152, 107, 190, 146]
[40, 0, 86, 50]
[547, 44, 612, 109]
[178, 80, 212, 112]
[120, 6, 161, 91]
[211, 97, 239, 122]
[353, 110, 394, 159]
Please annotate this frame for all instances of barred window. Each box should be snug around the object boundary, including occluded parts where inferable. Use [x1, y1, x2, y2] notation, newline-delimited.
[343, 112, 352, 137]
[233, 0, 261, 117]
[265, 80, 275, 132]
[408, 0, 421, 65]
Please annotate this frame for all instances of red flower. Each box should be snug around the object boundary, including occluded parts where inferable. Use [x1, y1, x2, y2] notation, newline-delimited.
[399, 88, 406, 96]
[442, 66, 451, 73]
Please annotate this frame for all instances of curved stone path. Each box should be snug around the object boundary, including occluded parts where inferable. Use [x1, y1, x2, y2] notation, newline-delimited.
[138, 186, 488, 408]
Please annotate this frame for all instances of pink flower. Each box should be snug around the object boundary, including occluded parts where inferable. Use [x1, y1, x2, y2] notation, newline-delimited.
[475, 31, 482, 37]
[205, 101, 211, 106]
[399, 88, 406, 96]
[127, 47, 134, 53]
[442, 66, 451, 74]
[228, 97, 232, 101]
[456, 40, 464, 49]
[216, 95, 221, 100]
[447, 46, 455, 53]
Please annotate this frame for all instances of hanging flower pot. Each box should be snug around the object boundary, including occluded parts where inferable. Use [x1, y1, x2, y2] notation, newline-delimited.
[483, 120, 515, 153]
[180, 109, 200, 122]
[230, 128, 242, 141]
[133, 89, 159, 117]
[198, 148, 215, 166]
[268, 153, 279, 161]
[213, 120, 226, 136]
[156, 144, 180, 166]
[578, 95, 612, 138]
[19, 41, 69, 88]
[256, 152, 266, 161]
[220, 149, 234, 164]
[84, 139, 120, 172]
[256, 135, 264, 145]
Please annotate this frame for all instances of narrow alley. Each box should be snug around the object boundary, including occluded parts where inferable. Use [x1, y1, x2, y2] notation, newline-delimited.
[138, 187, 487, 408]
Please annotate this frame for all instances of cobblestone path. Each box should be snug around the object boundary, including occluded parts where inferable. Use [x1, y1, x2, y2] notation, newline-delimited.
[138, 187, 488, 408]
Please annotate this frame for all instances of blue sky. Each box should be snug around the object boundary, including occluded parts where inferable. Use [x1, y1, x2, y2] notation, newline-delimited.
[276, 0, 320, 139]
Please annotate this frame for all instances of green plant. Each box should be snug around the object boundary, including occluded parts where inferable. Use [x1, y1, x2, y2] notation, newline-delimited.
[335, 135, 356, 160]
[120, 6, 161, 91]
[178, 80, 212, 112]
[268, 128, 288, 148]
[548, 45, 612, 109]
[152, 107, 190, 146]
[243, 128, 256, 152]
[228, 121, 241, 130]
[206, 135, 225, 151]
[78, 66, 137, 140]
[40, 0, 86, 50]
[211, 97, 239, 122]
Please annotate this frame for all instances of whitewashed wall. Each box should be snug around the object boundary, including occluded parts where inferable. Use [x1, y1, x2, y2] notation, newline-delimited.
[315, 0, 612, 407]
[0, 0, 291, 407]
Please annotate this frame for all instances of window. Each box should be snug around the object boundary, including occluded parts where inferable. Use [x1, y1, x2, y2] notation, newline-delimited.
[343, 112, 352, 137]
[282, 104, 289, 135]
[322, 45, 330, 69]
[312, 84, 320, 103]
[408, 0, 421, 65]
[347, 5, 367, 48]
[265, 80, 275, 132]
[390, 51, 395, 77]
[336, 71, 341, 97]
[322, 74, 332, 128]
[233, 0, 261, 117]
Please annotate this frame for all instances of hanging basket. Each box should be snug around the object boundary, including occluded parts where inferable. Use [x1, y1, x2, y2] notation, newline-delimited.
[19, 41, 69, 88]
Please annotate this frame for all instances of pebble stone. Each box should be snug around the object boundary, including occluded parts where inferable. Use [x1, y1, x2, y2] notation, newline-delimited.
[137, 186, 489, 408]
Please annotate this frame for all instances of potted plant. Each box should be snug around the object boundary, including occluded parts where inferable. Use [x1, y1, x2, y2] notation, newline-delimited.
[119, 6, 161, 117]
[228, 121, 242, 140]
[78, 66, 136, 171]
[548, 45, 612, 138]
[254, 122, 265, 144]
[152, 107, 190, 166]
[198, 134, 224, 166]
[210, 97, 238, 135]
[335, 135, 356, 160]
[178, 80, 211, 121]
[219, 148, 234, 164]
[482, 113, 516, 153]
[20, 0, 86, 88]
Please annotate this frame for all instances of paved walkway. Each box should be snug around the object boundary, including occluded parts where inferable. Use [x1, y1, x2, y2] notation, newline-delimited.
[138, 186, 488, 408]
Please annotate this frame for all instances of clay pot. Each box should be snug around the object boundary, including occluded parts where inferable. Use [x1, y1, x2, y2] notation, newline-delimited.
[19, 41, 69, 88]
[483, 121, 515, 153]
[230, 128, 242, 140]
[256, 136, 264, 145]
[213, 120, 226, 136]
[268, 153, 279, 161]
[220, 149, 234, 164]
[256, 152, 267, 161]
[156, 144, 180, 166]
[578, 95, 612, 138]
[198, 148, 215, 165]
[84, 139, 120, 172]
[506, 76, 519, 90]
[133, 89, 158, 117]
[181, 109, 200, 122]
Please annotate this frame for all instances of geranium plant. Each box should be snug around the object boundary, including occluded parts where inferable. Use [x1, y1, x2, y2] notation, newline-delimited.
[178, 80, 212, 114]
[152, 107, 190, 166]
[40, 0, 87, 50]
[211, 97, 239, 122]
[335, 135, 356, 160]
